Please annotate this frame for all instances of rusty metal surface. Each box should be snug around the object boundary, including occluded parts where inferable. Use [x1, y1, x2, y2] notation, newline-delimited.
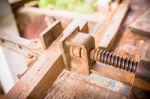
[130, 9, 150, 36]
[90, 49, 138, 73]
[4, 0, 150, 98]
[68, 33, 95, 74]
[57, 0, 150, 98]
[134, 58, 150, 90]
[112, 0, 150, 60]
[131, 58, 150, 99]
[109, 1, 150, 98]
[112, 29, 150, 60]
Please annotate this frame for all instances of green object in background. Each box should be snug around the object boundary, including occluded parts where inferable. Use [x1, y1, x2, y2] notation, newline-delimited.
[74, 0, 97, 13]
[56, 0, 70, 10]
[38, 0, 56, 8]
[38, 0, 97, 13]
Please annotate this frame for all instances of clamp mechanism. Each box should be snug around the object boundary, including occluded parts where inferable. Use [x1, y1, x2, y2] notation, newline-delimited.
[60, 20, 150, 98]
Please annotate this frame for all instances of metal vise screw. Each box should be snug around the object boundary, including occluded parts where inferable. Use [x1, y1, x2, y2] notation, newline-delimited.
[90, 49, 138, 73]
[90, 49, 150, 99]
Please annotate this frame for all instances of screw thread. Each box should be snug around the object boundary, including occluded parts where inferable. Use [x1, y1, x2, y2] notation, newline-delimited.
[90, 49, 138, 73]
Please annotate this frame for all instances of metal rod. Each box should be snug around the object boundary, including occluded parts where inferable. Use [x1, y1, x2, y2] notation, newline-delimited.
[90, 49, 138, 73]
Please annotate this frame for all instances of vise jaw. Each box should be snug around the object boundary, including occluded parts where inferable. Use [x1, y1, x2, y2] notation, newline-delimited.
[59, 20, 150, 98]
[59, 20, 95, 74]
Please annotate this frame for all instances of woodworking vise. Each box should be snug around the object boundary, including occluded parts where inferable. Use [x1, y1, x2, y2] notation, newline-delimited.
[60, 21, 150, 99]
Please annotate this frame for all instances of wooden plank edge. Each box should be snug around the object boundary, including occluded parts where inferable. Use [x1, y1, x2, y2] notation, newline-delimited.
[98, 0, 130, 50]
[5, 43, 65, 99]
[40, 21, 63, 50]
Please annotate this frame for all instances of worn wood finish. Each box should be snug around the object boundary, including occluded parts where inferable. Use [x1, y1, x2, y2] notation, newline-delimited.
[79, 21, 89, 33]
[98, 0, 129, 50]
[5, 42, 65, 99]
[0, 32, 41, 57]
[4, 0, 150, 98]
[40, 21, 63, 50]
[90, 7, 116, 39]
[112, 0, 150, 60]
[65, 32, 95, 74]
[59, 19, 89, 70]
[91, 62, 134, 86]
[5, 19, 89, 98]
[91, 0, 129, 49]
[130, 9, 150, 36]
[45, 71, 127, 99]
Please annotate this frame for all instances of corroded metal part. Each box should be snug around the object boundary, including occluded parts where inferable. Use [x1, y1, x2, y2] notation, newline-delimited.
[131, 58, 150, 99]
[90, 49, 138, 73]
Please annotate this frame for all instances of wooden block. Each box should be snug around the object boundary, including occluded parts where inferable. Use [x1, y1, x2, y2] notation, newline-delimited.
[60, 20, 80, 70]
[130, 9, 150, 36]
[5, 43, 65, 99]
[40, 21, 63, 50]
[60, 19, 89, 38]
[59, 19, 89, 70]
[90, 10, 116, 47]
[98, 0, 129, 50]
[79, 20, 89, 33]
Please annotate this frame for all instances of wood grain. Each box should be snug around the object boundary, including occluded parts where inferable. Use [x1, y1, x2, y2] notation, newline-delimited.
[5, 42, 65, 99]
[98, 0, 129, 50]
[130, 9, 150, 36]
[91, 62, 134, 86]
[45, 71, 127, 99]
[40, 21, 63, 50]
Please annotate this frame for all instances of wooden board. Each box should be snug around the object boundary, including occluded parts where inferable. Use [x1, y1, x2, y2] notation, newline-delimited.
[90, 0, 129, 50]
[112, 0, 150, 60]
[98, 0, 129, 50]
[91, 62, 134, 86]
[5, 19, 89, 98]
[130, 9, 150, 36]
[40, 21, 63, 50]
[45, 71, 127, 99]
[5, 0, 150, 98]
[5, 42, 65, 99]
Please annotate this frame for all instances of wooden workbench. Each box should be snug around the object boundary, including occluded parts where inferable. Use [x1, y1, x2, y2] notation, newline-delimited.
[45, 71, 126, 99]
[3, 0, 150, 99]
[44, 0, 150, 98]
